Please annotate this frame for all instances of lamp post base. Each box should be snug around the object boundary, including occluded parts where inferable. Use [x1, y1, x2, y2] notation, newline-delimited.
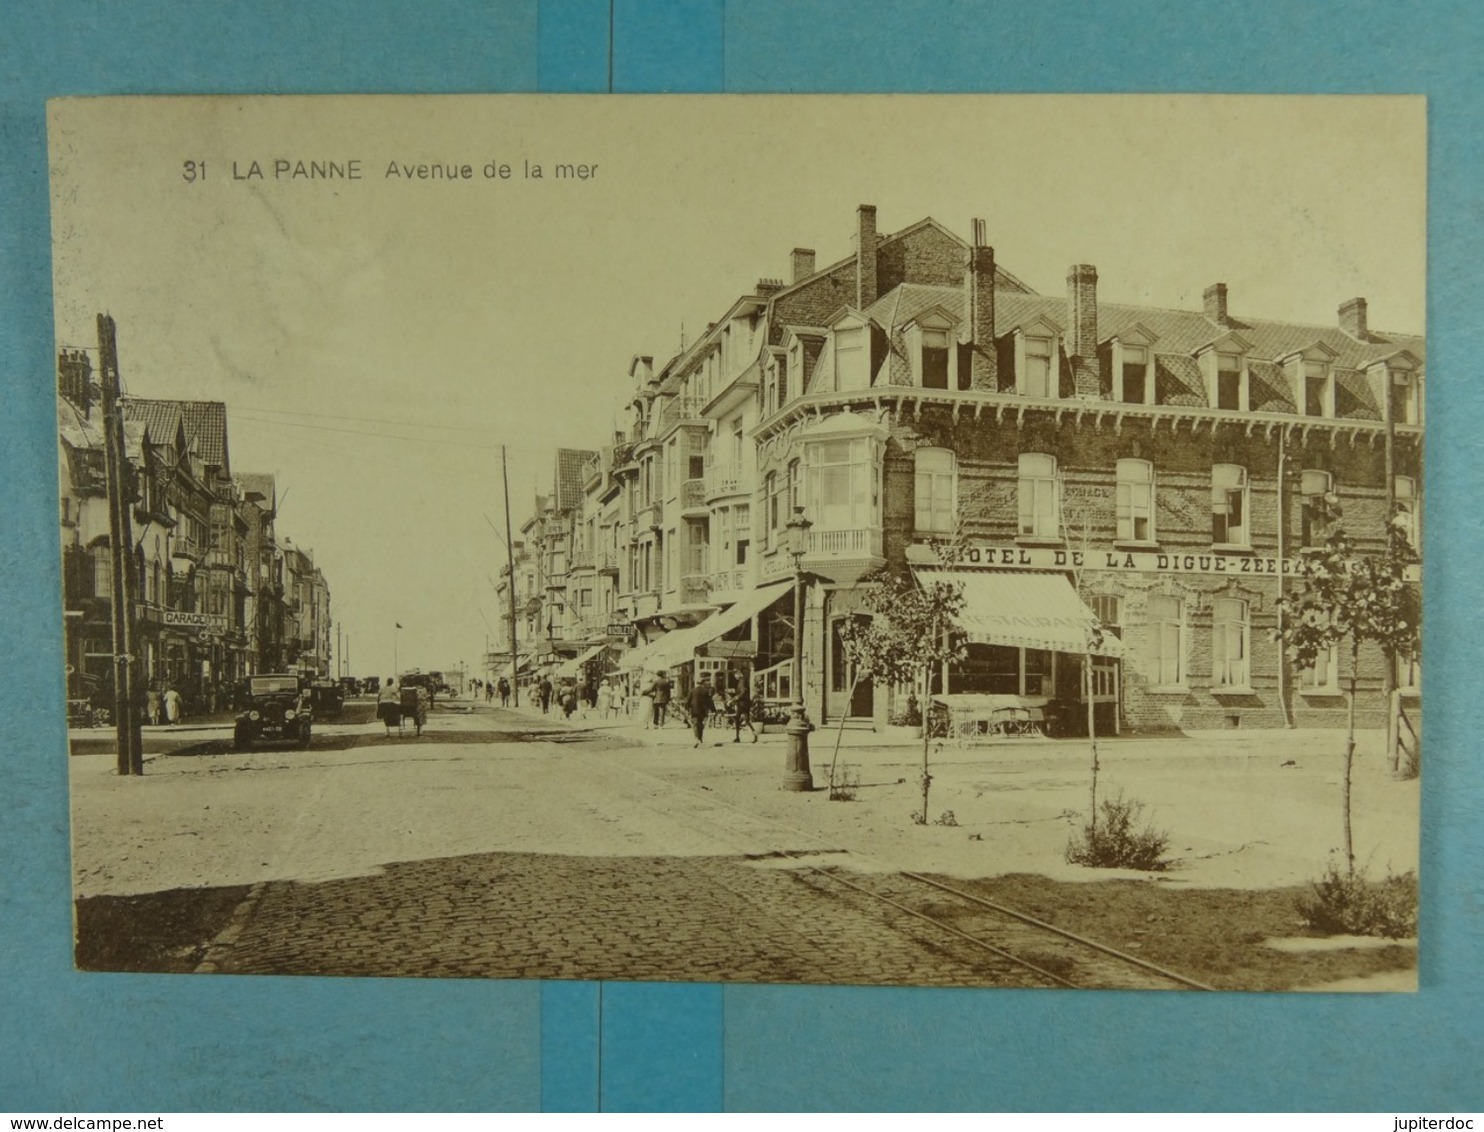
[783, 702, 814, 792]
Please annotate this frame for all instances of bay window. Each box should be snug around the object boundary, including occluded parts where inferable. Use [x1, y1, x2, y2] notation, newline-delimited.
[808, 438, 875, 530]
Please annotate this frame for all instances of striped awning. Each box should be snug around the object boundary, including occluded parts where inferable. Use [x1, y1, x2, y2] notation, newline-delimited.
[553, 642, 607, 679]
[912, 569, 1124, 658]
[624, 581, 792, 672]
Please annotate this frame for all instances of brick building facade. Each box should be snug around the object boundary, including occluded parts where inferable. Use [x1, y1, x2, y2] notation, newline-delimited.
[511, 205, 1422, 736]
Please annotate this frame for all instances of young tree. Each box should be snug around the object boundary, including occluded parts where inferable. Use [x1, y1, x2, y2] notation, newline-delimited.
[1275, 525, 1420, 875]
[837, 567, 967, 823]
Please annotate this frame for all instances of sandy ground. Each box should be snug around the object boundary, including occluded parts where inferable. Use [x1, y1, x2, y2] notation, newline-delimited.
[69, 703, 1419, 901]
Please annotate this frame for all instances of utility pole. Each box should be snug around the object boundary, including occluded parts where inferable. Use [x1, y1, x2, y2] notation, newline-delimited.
[502, 444, 521, 706]
[98, 314, 143, 775]
[336, 622, 342, 679]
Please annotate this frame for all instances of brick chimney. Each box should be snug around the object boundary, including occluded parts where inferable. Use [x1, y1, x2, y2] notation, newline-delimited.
[1339, 297, 1369, 340]
[965, 218, 997, 390]
[1068, 264, 1102, 397]
[791, 247, 816, 283]
[1204, 283, 1230, 326]
[756, 278, 784, 297]
[856, 205, 878, 308]
[58, 348, 94, 414]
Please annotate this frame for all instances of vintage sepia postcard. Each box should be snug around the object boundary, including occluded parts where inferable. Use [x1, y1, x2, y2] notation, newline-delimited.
[51, 94, 1424, 991]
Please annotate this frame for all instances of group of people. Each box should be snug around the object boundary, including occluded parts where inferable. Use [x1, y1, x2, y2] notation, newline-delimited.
[469, 677, 513, 706]
[639, 669, 757, 749]
[142, 684, 184, 726]
[533, 674, 625, 721]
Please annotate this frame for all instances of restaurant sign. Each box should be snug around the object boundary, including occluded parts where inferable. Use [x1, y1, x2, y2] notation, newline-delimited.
[907, 543, 1302, 577]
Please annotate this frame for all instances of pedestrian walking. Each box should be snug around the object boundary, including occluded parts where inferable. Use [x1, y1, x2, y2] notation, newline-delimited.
[648, 669, 672, 728]
[163, 685, 182, 725]
[575, 677, 590, 719]
[539, 676, 553, 714]
[728, 672, 758, 743]
[688, 675, 716, 748]
[497, 676, 510, 707]
[561, 682, 578, 719]
[145, 686, 161, 727]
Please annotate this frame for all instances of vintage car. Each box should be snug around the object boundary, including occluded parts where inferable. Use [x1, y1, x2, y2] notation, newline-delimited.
[310, 679, 345, 719]
[234, 673, 313, 750]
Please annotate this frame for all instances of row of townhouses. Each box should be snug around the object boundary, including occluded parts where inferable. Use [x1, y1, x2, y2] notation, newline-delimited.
[58, 350, 332, 714]
[492, 205, 1423, 735]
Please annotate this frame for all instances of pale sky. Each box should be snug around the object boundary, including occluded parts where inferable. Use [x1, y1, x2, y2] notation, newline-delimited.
[47, 94, 1425, 676]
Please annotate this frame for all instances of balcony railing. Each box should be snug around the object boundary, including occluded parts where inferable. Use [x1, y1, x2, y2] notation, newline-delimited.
[704, 463, 741, 498]
[708, 567, 745, 594]
[758, 527, 883, 580]
[808, 527, 880, 556]
[681, 478, 706, 509]
[658, 396, 706, 432]
[679, 574, 711, 606]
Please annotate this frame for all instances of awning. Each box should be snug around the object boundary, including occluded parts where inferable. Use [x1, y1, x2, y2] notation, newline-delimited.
[913, 569, 1124, 658]
[624, 581, 792, 672]
[553, 642, 607, 679]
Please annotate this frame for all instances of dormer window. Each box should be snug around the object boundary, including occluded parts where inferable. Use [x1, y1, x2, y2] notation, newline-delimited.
[921, 327, 950, 389]
[1304, 361, 1334, 418]
[907, 311, 959, 391]
[1390, 367, 1420, 426]
[834, 325, 867, 391]
[1119, 344, 1150, 405]
[1023, 336, 1054, 399]
[1216, 353, 1245, 411]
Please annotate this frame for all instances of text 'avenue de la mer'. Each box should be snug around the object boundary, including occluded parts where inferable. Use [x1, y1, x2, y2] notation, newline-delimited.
[205, 158, 600, 183]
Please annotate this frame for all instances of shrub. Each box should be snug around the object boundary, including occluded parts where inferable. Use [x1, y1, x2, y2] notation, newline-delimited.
[1297, 862, 1418, 939]
[889, 695, 922, 728]
[828, 764, 860, 802]
[1065, 792, 1170, 871]
[934, 810, 959, 827]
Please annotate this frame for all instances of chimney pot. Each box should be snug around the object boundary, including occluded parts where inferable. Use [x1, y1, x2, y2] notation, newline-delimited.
[1339, 297, 1369, 340]
[1204, 283, 1229, 326]
[790, 247, 816, 283]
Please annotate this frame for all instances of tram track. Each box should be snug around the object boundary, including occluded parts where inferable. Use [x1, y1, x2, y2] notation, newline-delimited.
[560, 740, 1214, 990]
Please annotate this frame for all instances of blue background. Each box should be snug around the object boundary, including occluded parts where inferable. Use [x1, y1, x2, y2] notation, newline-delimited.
[3, 0, 1480, 1113]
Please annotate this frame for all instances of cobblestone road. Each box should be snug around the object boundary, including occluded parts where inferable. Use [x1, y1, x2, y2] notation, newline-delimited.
[200, 849, 1045, 985]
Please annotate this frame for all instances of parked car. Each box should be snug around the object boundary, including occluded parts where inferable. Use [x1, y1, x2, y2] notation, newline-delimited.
[310, 679, 344, 719]
[234, 673, 313, 750]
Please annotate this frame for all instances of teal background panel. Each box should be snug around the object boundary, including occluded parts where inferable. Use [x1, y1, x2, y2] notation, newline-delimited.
[717, 0, 1483, 1111]
[539, 0, 612, 93]
[0, 0, 545, 1113]
[540, 981, 601, 1112]
[598, 982, 724, 1112]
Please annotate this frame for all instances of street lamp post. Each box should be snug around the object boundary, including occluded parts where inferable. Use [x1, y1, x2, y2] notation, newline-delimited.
[783, 506, 814, 792]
